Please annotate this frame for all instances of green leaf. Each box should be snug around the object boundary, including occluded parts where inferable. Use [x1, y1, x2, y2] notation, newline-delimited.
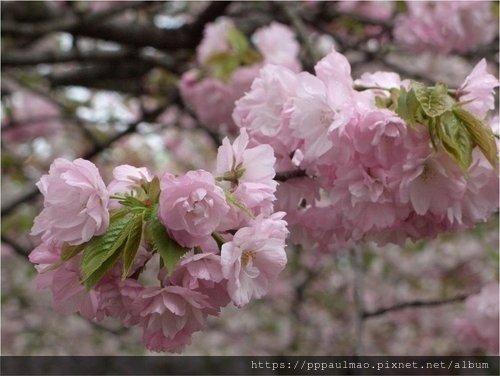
[436, 112, 473, 172]
[83, 250, 122, 290]
[240, 49, 262, 66]
[226, 26, 250, 56]
[453, 107, 499, 169]
[121, 213, 144, 279]
[395, 87, 410, 122]
[61, 243, 85, 262]
[205, 52, 240, 82]
[413, 82, 454, 118]
[147, 176, 161, 203]
[81, 214, 132, 288]
[428, 117, 440, 151]
[147, 205, 188, 275]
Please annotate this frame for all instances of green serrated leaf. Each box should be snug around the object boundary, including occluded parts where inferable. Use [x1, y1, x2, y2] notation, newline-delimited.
[395, 87, 410, 122]
[428, 117, 440, 151]
[147, 205, 188, 275]
[147, 176, 161, 203]
[121, 213, 144, 279]
[437, 112, 473, 172]
[84, 250, 122, 290]
[406, 88, 421, 127]
[81, 214, 132, 288]
[61, 243, 85, 262]
[240, 49, 262, 66]
[227, 26, 250, 56]
[453, 107, 499, 169]
[413, 82, 454, 118]
[205, 52, 240, 82]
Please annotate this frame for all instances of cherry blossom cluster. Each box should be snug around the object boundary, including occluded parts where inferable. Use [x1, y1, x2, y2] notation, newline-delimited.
[180, 17, 301, 135]
[28, 131, 288, 353]
[394, 1, 497, 54]
[233, 48, 499, 253]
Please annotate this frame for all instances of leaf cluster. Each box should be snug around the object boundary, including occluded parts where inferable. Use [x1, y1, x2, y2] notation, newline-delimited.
[393, 82, 498, 172]
[204, 26, 262, 82]
[58, 177, 189, 289]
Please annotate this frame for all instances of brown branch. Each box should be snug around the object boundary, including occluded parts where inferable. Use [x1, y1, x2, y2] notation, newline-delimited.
[275, 169, 308, 182]
[1, 1, 148, 37]
[362, 293, 472, 319]
[2, 49, 134, 67]
[1, 234, 29, 258]
[1, 105, 167, 218]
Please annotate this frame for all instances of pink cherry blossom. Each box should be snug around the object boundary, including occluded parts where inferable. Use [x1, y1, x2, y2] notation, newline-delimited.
[253, 22, 301, 72]
[31, 158, 110, 245]
[107, 164, 153, 196]
[458, 59, 499, 119]
[290, 71, 354, 161]
[221, 213, 288, 307]
[196, 18, 234, 65]
[179, 70, 237, 133]
[394, 1, 497, 54]
[398, 145, 467, 218]
[170, 251, 230, 312]
[48, 256, 100, 320]
[216, 129, 277, 225]
[180, 19, 301, 134]
[158, 170, 230, 247]
[133, 286, 212, 352]
[337, 1, 395, 21]
[233, 64, 301, 169]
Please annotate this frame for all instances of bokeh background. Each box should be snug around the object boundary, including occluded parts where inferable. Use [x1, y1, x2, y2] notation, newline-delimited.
[1, 0, 499, 356]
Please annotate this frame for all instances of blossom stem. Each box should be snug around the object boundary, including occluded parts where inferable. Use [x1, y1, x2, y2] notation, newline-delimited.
[212, 232, 226, 248]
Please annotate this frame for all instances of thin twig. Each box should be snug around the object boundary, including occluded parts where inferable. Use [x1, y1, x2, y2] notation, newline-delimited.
[275, 169, 308, 182]
[1, 234, 29, 258]
[363, 293, 472, 319]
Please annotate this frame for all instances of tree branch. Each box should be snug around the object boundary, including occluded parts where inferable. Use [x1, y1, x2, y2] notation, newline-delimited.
[275, 169, 308, 182]
[1, 1, 148, 37]
[1, 105, 168, 218]
[362, 293, 472, 319]
[1, 234, 29, 258]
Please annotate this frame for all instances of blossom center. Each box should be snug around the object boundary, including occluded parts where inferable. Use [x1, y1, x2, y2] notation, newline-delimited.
[241, 250, 256, 267]
[320, 109, 334, 126]
[420, 163, 436, 182]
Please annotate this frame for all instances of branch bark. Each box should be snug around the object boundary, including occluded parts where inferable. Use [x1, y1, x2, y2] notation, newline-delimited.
[363, 293, 472, 319]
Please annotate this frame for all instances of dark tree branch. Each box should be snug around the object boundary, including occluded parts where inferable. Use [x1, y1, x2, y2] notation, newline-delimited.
[1, 1, 148, 37]
[2, 49, 134, 67]
[1, 234, 29, 258]
[362, 293, 472, 319]
[275, 169, 308, 182]
[1, 105, 168, 218]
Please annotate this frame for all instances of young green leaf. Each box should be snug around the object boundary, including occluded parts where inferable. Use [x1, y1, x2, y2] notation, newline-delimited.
[147, 176, 161, 203]
[453, 107, 499, 169]
[81, 214, 132, 288]
[147, 205, 188, 276]
[413, 82, 454, 118]
[83, 250, 122, 290]
[226, 26, 250, 56]
[428, 117, 440, 151]
[437, 112, 473, 172]
[206, 52, 240, 82]
[121, 213, 144, 279]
